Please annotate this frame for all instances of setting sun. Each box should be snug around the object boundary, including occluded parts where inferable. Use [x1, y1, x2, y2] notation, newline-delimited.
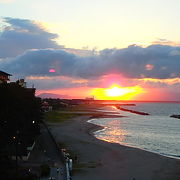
[106, 86, 130, 97]
[91, 84, 144, 100]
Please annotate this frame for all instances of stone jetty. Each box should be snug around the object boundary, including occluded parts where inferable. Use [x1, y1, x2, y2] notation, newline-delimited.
[116, 106, 150, 115]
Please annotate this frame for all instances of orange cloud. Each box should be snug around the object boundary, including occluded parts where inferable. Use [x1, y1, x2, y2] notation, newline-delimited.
[138, 78, 180, 85]
[152, 39, 180, 46]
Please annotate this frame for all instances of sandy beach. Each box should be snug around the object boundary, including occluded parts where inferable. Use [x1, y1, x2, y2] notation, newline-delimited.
[49, 112, 180, 180]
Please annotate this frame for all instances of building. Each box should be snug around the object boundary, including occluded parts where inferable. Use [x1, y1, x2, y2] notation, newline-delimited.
[16, 79, 27, 88]
[41, 101, 52, 112]
[0, 70, 12, 83]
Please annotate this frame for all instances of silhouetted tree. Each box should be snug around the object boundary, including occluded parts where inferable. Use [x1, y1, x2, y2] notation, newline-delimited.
[0, 82, 42, 179]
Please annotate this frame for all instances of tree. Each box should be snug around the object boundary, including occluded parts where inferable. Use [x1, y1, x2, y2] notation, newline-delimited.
[0, 82, 42, 179]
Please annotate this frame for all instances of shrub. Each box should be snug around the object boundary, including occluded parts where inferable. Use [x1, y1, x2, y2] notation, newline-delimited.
[40, 164, 50, 177]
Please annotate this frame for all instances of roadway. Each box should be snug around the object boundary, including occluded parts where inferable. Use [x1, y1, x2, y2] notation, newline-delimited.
[28, 124, 66, 180]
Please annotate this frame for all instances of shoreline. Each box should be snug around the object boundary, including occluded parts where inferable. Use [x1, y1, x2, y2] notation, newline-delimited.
[88, 118, 180, 161]
[49, 114, 180, 180]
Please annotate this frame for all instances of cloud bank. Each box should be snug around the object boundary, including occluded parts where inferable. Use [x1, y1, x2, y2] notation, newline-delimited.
[0, 17, 61, 58]
[1, 17, 180, 80]
[1, 44, 180, 79]
[0, 17, 180, 100]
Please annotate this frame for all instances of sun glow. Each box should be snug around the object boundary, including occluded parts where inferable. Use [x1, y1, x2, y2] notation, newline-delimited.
[91, 84, 144, 100]
[106, 86, 129, 97]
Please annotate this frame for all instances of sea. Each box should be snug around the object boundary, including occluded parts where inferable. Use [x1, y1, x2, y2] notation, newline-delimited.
[88, 102, 180, 159]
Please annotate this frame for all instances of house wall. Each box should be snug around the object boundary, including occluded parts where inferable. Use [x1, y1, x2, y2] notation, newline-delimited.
[0, 75, 9, 83]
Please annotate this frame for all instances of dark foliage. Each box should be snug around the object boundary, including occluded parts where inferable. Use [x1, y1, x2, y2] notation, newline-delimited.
[0, 82, 42, 179]
[40, 164, 50, 177]
[43, 98, 70, 110]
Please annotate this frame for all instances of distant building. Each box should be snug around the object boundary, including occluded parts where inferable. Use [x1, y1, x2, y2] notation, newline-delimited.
[0, 70, 12, 83]
[85, 96, 94, 101]
[71, 98, 95, 105]
[71, 99, 85, 105]
[16, 79, 27, 88]
[42, 101, 52, 112]
[10, 78, 36, 96]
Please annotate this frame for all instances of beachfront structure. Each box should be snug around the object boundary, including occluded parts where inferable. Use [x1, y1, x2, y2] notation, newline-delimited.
[0, 70, 12, 83]
[9, 78, 36, 96]
[16, 79, 27, 88]
[42, 101, 53, 112]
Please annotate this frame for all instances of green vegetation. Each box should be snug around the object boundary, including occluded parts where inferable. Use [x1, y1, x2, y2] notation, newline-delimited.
[72, 161, 100, 175]
[44, 103, 109, 123]
[69, 103, 106, 112]
[40, 164, 50, 177]
[58, 142, 80, 162]
[73, 161, 98, 169]
[0, 83, 42, 144]
[0, 82, 42, 180]
[44, 111, 86, 123]
[44, 108, 100, 123]
[57, 141, 98, 176]
[44, 104, 107, 175]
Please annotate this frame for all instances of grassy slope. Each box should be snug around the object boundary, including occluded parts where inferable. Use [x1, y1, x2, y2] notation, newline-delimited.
[44, 104, 122, 123]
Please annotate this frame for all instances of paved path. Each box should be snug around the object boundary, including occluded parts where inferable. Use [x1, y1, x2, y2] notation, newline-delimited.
[41, 167, 64, 180]
[29, 125, 66, 180]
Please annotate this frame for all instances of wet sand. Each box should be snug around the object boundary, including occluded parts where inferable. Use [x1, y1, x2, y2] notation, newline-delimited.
[49, 114, 180, 180]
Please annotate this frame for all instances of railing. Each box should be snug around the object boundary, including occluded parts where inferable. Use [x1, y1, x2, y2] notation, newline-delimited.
[42, 120, 72, 180]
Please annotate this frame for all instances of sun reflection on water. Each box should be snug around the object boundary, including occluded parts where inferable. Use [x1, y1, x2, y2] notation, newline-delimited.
[94, 119, 128, 144]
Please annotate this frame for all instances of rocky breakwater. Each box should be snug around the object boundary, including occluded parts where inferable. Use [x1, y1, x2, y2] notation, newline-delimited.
[116, 106, 150, 115]
[170, 114, 180, 119]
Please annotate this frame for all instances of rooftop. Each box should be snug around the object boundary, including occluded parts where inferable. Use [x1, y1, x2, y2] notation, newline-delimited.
[0, 70, 12, 76]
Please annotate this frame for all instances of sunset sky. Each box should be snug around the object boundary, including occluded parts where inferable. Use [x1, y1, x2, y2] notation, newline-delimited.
[0, 0, 180, 100]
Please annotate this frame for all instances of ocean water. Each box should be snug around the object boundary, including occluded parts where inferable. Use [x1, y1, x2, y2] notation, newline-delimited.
[89, 103, 180, 159]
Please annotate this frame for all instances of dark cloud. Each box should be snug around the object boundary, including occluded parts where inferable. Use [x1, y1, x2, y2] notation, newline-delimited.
[0, 17, 62, 58]
[97, 45, 180, 79]
[1, 44, 180, 79]
[0, 18, 180, 81]
[1, 49, 80, 77]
